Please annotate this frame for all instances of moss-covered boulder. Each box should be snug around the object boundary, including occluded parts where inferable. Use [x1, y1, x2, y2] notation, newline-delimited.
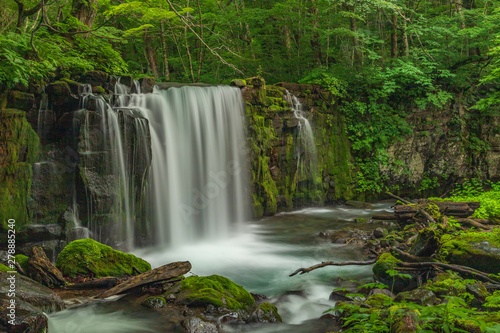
[56, 239, 151, 278]
[394, 288, 437, 306]
[177, 275, 255, 310]
[0, 264, 12, 272]
[249, 302, 282, 323]
[440, 229, 500, 274]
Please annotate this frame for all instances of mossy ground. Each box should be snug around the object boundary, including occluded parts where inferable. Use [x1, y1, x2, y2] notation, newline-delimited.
[56, 238, 151, 278]
[178, 275, 255, 310]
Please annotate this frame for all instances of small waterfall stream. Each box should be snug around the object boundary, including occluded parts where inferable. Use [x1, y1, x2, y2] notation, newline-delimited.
[285, 90, 320, 204]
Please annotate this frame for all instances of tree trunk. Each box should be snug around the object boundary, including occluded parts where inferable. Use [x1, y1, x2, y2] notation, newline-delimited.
[184, 26, 195, 82]
[309, 0, 322, 66]
[391, 12, 398, 58]
[402, 18, 409, 57]
[348, 5, 361, 67]
[14, 0, 43, 33]
[160, 21, 170, 81]
[143, 32, 159, 79]
[71, 0, 98, 30]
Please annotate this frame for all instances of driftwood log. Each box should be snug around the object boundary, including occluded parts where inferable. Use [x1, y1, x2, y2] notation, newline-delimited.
[27, 247, 66, 287]
[394, 202, 480, 221]
[100, 261, 192, 298]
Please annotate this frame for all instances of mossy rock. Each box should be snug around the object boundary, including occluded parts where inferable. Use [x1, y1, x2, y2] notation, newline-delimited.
[230, 79, 246, 88]
[440, 229, 500, 274]
[0, 263, 13, 272]
[6, 91, 35, 111]
[394, 287, 437, 306]
[372, 253, 401, 278]
[365, 293, 393, 307]
[177, 275, 255, 310]
[92, 86, 105, 94]
[15, 254, 29, 272]
[249, 302, 282, 323]
[60, 78, 80, 95]
[47, 81, 72, 96]
[56, 239, 151, 278]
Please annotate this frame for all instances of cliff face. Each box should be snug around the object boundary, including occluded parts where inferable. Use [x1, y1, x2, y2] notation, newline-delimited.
[240, 78, 356, 217]
[239, 78, 500, 215]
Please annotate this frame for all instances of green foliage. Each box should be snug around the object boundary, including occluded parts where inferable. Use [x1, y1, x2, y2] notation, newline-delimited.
[436, 180, 500, 219]
[299, 68, 347, 98]
[0, 27, 128, 90]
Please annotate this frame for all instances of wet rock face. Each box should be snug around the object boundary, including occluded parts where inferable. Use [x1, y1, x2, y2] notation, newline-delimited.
[182, 316, 219, 333]
[0, 271, 65, 332]
[73, 106, 152, 246]
[139, 77, 156, 94]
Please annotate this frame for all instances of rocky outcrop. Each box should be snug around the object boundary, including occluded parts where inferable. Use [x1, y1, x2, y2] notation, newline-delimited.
[0, 271, 65, 332]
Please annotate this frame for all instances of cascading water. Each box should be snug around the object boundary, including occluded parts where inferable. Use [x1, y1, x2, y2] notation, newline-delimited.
[77, 85, 136, 248]
[284, 90, 320, 203]
[126, 85, 249, 247]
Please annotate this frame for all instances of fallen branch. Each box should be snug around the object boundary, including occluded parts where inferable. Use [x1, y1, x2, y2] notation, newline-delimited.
[397, 262, 499, 284]
[386, 192, 411, 205]
[290, 258, 378, 277]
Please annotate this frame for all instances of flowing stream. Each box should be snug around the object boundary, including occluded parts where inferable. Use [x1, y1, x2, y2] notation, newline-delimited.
[48, 204, 393, 332]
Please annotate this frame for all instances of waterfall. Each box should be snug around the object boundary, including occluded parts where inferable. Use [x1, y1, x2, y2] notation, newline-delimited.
[284, 90, 320, 203]
[75, 82, 249, 249]
[127, 86, 249, 247]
